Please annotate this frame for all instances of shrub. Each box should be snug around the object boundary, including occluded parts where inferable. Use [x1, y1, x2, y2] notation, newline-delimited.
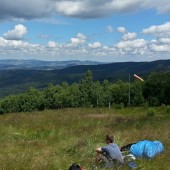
[147, 108, 156, 117]
[113, 103, 124, 109]
[148, 97, 160, 106]
[166, 105, 170, 114]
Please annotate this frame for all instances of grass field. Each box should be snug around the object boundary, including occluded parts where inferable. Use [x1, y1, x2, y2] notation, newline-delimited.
[0, 107, 169, 170]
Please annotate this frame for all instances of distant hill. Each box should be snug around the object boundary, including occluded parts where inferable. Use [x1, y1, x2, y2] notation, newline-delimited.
[0, 59, 170, 97]
[0, 59, 104, 70]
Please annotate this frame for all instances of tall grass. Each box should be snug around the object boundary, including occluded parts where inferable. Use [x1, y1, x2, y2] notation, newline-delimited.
[0, 107, 169, 169]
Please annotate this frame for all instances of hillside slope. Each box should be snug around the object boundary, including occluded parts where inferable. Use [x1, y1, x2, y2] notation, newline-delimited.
[0, 59, 170, 97]
[0, 107, 169, 169]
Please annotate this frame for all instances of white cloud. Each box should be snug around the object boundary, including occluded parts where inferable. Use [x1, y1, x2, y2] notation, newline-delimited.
[70, 33, 87, 46]
[70, 38, 85, 46]
[159, 38, 170, 43]
[1, 0, 170, 21]
[116, 39, 147, 49]
[77, 33, 86, 40]
[142, 22, 170, 37]
[54, 0, 145, 18]
[54, 0, 170, 19]
[115, 38, 147, 55]
[89, 42, 102, 49]
[48, 41, 58, 48]
[117, 27, 126, 33]
[149, 44, 170, 52]
[0, 37, 39, 50]
[106, 25, 113, 33]
[122, 32, 137, 40]
[3, 24, 27, 40]
[0, 33, 170, 62]
[142, 0, 170, 14]
[55, 1, 85, 17]
[1, 21, 170, 62]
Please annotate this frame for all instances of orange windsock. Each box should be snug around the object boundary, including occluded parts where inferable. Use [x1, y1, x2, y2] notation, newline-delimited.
[134, 74, 144, 81]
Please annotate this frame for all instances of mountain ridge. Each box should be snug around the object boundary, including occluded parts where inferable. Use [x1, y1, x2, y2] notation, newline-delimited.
[0, 59, 169, 97]
[0, 59, 106, 70]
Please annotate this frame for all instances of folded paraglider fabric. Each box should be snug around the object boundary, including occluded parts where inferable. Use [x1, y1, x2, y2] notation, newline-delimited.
[130, 140, 164, 159]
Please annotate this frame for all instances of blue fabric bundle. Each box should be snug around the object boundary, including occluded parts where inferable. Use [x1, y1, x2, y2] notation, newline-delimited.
[130, 140, 164, 159]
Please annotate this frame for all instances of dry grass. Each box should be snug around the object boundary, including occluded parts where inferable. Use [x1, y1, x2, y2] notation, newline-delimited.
[0, 107, 169, 169]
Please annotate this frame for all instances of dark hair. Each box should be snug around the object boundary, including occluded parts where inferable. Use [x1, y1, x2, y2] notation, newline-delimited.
[68, 163, 81, 170]
[105, 135, 114, 143]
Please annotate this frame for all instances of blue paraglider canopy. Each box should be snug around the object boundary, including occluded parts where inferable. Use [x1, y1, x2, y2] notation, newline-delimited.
[130, 140, 164, 159]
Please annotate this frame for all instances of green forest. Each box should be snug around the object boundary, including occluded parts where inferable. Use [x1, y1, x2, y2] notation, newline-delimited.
[0, 70, 170, 114]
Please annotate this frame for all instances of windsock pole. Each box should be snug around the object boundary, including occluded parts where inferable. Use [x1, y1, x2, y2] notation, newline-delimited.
[128, 74, 131, 106]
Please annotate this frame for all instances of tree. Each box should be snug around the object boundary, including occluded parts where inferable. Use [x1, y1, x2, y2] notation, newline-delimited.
[44, 84, 61, 109]
[110, 81, 129, 106]
[19, 87, 45, 112]
[99, 80, 112, 107]
[0, 87, 45, 113]
[69, 83, 81, 107]
[130, 81, 144, 106]
[53, 82, 73, 108]
[143, 71, 170, 106]
[79, 70, 94, 107]
[0, 95, 21, 113]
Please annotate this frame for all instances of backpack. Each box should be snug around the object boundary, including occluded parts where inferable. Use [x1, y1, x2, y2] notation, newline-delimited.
[68, 163, 81, 170]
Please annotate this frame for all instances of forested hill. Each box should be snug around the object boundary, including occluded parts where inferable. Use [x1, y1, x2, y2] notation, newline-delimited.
[0, 59, 170, 97]
[52, 59, 170, 81]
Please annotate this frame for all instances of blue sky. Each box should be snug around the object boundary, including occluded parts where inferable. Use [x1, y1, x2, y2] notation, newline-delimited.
[0, 0, 170, 62]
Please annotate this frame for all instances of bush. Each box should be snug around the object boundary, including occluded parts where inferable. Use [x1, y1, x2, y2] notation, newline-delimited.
[148, 97, 160, 106]
[113, 103, 124, 109]
[166, 105, 170, 114]
[147, 108, 156, 117]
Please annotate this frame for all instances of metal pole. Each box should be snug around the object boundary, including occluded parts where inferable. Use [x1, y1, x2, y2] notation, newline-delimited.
[128, 74, 131, 106]
[97, 98, 98, 108]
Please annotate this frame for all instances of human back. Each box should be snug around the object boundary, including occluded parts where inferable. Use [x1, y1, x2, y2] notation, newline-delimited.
[102, 142, 124, 164]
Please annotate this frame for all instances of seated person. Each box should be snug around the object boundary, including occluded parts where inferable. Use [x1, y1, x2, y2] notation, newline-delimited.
[95, 135, 124, 166]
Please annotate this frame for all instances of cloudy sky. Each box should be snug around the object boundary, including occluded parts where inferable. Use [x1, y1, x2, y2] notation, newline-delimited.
[0, 0, 170, 62]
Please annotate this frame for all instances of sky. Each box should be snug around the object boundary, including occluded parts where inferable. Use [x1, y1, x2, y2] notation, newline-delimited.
[0, 0, 170, 62]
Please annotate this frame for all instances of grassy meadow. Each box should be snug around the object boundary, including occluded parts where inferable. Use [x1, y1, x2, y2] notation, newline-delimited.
[0, 107, 169, 170]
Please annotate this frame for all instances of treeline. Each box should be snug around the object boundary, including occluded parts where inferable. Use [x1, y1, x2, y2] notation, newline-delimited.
[0, 70, 170, 114]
